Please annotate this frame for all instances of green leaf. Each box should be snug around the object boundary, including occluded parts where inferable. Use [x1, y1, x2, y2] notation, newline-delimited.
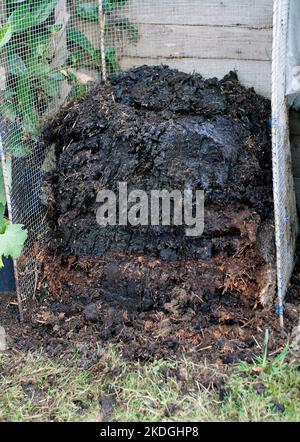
[47, 24, 63, 34]
[105, 47, 120, 74]
[8, 130, 31, 158]
[0, 204, 5, 232]
[0, 159, 11, 209]
[39, 76, 61, 97]
[69, 51, 81, 65]
[76, 3, 98, 21]
[6, 0, 27, 4]
[30, 0, 57, 23]
[8, 52, 28, 77]
[93, 48, 101, 64]
[16, 74, 40, 135]
[8, 2, 32, 34]
[28, 30, 51, 60]
[30, 61, 65, 80]
[76, 0, 128, 20]
[0, 221, 28, 262]
[29, 61, 51, 77]
[127, 22, 138, 41]
[0, 23, 13, 49]
[48, 69, 65, 81]
[0, 217, 7, 235]
[103, 0, 127, 12]
[8, 0, 57, 34]
[67, 27, 97, 60]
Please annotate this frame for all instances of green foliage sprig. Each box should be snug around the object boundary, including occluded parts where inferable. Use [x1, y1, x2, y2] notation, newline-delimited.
[0, 0, 138, 268]
[0, 153, 27, 269]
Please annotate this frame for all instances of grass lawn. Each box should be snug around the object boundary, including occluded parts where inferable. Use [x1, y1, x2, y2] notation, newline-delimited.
[0, 342, 299, 422]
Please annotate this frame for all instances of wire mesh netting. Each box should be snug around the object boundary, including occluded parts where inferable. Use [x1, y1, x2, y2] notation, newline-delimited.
[0, 0, 294, 312]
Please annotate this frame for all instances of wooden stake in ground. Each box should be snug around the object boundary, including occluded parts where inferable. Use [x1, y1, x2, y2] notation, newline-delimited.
[0, 144, 24, 323]
[98, 0, 107, 82]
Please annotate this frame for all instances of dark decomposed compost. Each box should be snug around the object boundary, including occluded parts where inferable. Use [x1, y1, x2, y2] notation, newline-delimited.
[10, 65, 285, 362]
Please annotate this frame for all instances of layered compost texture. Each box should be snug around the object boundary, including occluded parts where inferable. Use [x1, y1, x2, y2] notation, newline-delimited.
[19, 65, 280, 361]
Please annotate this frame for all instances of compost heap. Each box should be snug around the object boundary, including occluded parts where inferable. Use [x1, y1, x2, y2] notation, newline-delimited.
[36, 65, 275, 359]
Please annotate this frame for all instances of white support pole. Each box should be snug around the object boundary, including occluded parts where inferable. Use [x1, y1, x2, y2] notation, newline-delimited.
[272, 0, 297, 329]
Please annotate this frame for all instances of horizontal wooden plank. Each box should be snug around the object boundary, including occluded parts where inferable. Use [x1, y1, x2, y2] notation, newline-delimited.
[120, 57, 271, 97]
[122, 24, 272, 61]
[126, 0, 273, 28]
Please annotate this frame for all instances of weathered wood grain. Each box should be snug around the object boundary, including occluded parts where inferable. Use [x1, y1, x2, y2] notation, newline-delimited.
[126, 0, 273, 28]
[121, 24, 272, 61]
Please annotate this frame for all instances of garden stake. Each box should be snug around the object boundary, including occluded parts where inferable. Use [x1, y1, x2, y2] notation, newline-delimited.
[98, 0, 107, 82]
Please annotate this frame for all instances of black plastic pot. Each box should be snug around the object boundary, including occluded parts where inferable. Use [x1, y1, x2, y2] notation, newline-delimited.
[0, 257, 16, 292]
